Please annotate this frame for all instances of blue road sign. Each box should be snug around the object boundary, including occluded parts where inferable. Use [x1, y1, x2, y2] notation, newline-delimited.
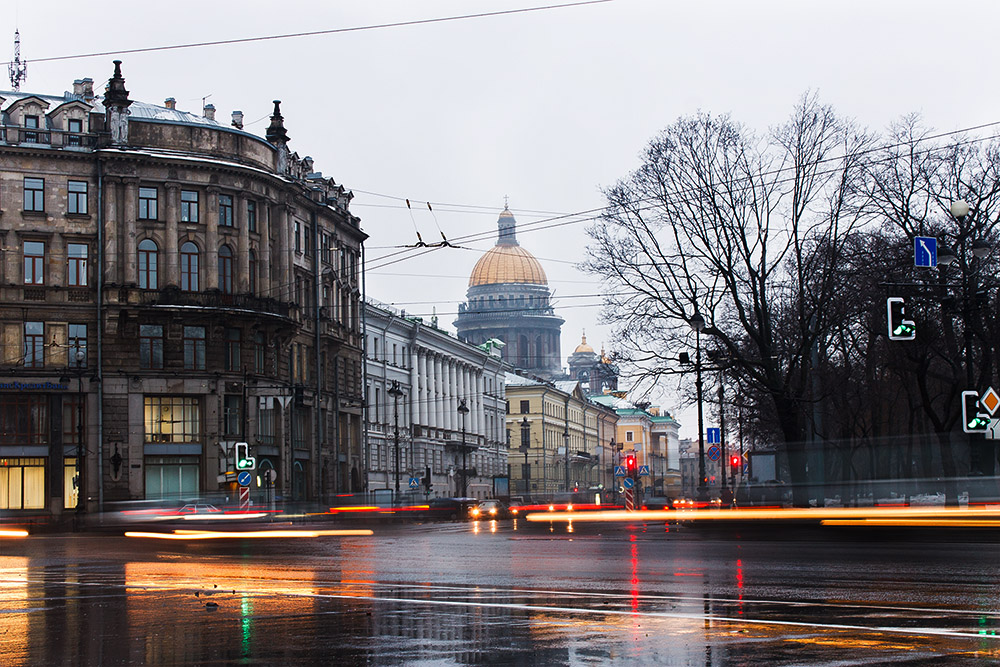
[638, 465, 650, 476]
[707, 445, 721, 461]
[237, 471, 252, 486]
[623, 477, 635, 489]
[707, 428, 721, 444]
[614, 465, 626, 477]
[408, 477, 419, 489]
[914, 236, 937, 268]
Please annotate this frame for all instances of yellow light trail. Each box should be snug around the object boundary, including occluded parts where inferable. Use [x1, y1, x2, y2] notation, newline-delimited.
[0, 529, 29, 538]
[126, 528, 374, 540]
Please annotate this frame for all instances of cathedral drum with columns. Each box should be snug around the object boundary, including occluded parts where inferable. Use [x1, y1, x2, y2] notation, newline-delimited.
[454, 207, 563, 380]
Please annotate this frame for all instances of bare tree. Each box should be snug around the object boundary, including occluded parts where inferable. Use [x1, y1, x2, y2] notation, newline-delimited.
[585, 93, 873, 506]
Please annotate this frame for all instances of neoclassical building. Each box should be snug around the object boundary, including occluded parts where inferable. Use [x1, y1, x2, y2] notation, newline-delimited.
[364, 300, 509, 500]
[566, 331, 619, 394]
[454, 207, 564, 379]
[0, 62, 365, 518]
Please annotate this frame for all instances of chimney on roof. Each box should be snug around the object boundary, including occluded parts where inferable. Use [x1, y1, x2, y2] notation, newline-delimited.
[203, 103, 215, 120]
[231, 110, 244, 129]
[164, 97, 176, 110]
[73, 78, 94, 99]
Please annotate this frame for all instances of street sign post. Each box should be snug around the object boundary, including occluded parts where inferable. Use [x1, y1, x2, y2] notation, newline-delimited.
[239, 486, 250, 511]
[914, 236, 937, 267]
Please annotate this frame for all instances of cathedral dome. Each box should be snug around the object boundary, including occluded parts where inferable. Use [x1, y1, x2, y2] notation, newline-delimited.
[573, 333, 594, 355]
[468, 206, 548, 286]
[469, 245, 547, 286]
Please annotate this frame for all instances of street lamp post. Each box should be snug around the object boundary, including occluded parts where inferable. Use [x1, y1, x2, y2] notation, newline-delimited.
[520, 417, 531, 496]
[689, 312, 708, 502]
[74, 342, 86, 515]
[458, 398, 470, 497]
[387, 380, 403, 500]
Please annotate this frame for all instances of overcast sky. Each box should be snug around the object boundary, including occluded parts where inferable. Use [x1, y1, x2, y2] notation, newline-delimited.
[8, 0, 1000, 438]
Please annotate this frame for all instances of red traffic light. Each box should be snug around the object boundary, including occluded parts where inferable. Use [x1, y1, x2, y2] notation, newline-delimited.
[730, 455, 741, 467]
[625, 455, 637, 472]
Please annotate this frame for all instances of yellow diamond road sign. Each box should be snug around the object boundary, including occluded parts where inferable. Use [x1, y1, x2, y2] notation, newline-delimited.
[982, 387, 1000, 416]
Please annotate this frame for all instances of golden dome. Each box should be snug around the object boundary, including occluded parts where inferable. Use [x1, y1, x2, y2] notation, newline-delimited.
[469, 244, 547, 287]
[573, 332, 594, 355]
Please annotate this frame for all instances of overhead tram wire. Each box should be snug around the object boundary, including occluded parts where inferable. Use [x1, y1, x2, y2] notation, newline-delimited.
[0, 1, 615, 67]
[363, 125, 1000, 272]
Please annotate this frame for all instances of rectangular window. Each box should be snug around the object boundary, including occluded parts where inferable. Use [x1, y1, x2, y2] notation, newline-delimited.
[67, 243, 88, 287]
[520, 400, 530, 414]
[0, 397, 48, 447]
[64, 456, 79, 509]
[68, 324, 87, 367]
[181, 190, 199, 222]
[626, 431, 634, 442]
[67, 118, 83, 147]
[138, 187, 158, 220]
[254, 332, 266, 374]
[23, 321, 44, 367]
[304, 224, 312, 255]
[144, 456, 200, 500]
[223, 395, 242, 436]
[23, 115, 39, 143]
[321, 233, 330, 263]
[144, 396, 200, 444]
[23, 177, 44, 211]
[183, 326, 206, 370]
[247, 201, 257, 233]
[219, 194, 234, 227]
[0, 457, 46, 510]
[293, 409, 309, 448]
[257, 406, 275, 446]
[67, 180, 88, 214]
[139, 324, 164, 369]
[294, 221, 302, 253]
[23, 241, 45, 285]
[224, 328, 241, 372]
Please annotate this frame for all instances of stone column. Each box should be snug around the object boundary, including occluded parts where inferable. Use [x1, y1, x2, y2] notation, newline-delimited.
[433, 355, 443, 430]
[103, 178, 119, 284]
[205, 187, 219, 290]
[409, 347, 420, 428]
[237, 197, 250, 293]
[122, 179, 138, 285]
[260, 201, 272, 297]
[276, 205, 291, 300]
[164, 183, 179, 288]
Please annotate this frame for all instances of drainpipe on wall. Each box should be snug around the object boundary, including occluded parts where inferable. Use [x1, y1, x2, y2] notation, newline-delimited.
[96, 155, 105, 512]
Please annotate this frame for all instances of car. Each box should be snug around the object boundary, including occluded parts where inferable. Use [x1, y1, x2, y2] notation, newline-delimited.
[641, 497, 674, 510]
[469, 499, 510, 520]
[176, 503, 222, 515]
[424, 497, 478, 521]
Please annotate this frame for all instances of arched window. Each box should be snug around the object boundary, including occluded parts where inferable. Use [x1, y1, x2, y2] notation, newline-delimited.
[248, 250, 257, 295]
[180, 242, 199, 291]
[218, 245, 234, 294]
[138, 239, 158, 289]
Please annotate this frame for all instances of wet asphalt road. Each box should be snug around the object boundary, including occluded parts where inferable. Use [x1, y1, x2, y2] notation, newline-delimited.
[2, 519, 1000, 665]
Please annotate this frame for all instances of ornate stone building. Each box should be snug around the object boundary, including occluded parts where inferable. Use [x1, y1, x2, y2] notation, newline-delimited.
[566, 331, 619, 394]
[454, 207, 564, 379]
[0, 62, 365, 518]
[364, 300, 509, 500]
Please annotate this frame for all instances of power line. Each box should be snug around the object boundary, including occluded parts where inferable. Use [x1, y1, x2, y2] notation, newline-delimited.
[1, 1, 614, 67]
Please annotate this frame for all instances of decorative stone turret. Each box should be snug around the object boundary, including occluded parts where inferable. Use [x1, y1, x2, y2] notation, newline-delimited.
[104, 60, 132, 145]
[266, 100, 290, 173]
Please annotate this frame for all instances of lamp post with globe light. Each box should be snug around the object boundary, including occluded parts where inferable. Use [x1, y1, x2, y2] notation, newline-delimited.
[458, 398, 470, 497]
[689, 312, 708, 502]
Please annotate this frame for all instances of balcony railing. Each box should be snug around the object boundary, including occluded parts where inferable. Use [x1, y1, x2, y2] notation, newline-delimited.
[140, 288, 290, 318]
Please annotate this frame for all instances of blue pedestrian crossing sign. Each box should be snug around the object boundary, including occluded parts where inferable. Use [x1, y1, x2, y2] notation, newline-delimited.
[623, 477, 635, 489]
[914, 236, 937, 268]
[614, 465, 626, 477]
[408, 477, 419, 489]
[638, 465, 650, 476]
[707, 428, 721, 444]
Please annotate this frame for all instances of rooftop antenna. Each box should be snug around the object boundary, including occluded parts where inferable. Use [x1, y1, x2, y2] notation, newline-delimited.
[8, 29, 27, 91]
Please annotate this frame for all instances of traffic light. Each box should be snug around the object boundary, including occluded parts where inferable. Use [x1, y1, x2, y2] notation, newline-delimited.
[963, 391, 990, 433]
[235, 442, 256, 470]
[887, 297, 915, 341]
[625, 454, 637, 475]
[423, 466, 433, 492]
[730, 454, 741, 469]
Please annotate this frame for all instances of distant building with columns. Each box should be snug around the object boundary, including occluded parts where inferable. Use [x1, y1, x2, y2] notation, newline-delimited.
[364, 299, 510, 499]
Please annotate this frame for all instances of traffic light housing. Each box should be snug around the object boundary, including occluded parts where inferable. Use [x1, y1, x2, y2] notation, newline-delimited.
[887, 297, 915, 341]
[625, 454, 637, 475]
[963, 391, 990, 433]
[423, 466, 433, 492]
[730, 454, 741, 469]
[235, 442, 256, 470]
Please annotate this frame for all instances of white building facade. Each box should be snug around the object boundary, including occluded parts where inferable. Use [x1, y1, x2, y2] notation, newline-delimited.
[364, 300, 509, 500]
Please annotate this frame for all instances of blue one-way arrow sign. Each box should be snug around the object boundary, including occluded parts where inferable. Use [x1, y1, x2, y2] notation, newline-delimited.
[707, 428, 721, 444]
[914, 236, 937, 268]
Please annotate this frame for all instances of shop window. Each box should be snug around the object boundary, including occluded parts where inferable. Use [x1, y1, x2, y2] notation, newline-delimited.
[144, 396, 200, 444]
[144, 456, 199, 500]
[0, 458, 46, 509]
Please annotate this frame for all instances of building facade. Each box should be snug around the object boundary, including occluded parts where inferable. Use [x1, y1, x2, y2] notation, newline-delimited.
[565, 332, 618, 395]
[364, 300, 509, 500]
[0, 62, 365, 518]
[505, 376, 617, 499]
[454, 207, 564, 380]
